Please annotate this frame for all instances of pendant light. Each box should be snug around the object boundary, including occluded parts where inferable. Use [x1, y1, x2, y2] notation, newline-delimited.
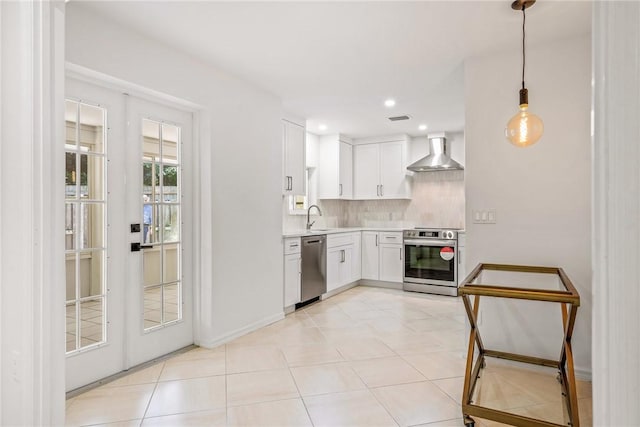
[505, 0, 543, 147]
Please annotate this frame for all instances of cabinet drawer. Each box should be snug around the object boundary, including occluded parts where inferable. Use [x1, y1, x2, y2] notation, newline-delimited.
[327, 232, 357, 248]
[284, 237, 301, 255]
[379, 232, 402, 245]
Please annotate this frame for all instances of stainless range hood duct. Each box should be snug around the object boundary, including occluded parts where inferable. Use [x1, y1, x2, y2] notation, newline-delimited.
[407, 134, 464, 172]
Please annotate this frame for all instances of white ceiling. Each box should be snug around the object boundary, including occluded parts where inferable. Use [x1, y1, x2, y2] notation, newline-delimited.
[72, 1, 592, 138]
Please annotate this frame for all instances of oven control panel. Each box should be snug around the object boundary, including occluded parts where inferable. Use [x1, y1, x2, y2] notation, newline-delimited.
[403, 229, 458, 240]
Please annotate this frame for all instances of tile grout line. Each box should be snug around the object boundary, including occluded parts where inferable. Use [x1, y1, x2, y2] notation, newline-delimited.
[140, 361, 167, 423]
[284, 348, 316, 426]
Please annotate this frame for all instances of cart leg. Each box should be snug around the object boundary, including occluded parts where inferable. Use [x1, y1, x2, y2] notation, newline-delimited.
[464, 415, 475, 427]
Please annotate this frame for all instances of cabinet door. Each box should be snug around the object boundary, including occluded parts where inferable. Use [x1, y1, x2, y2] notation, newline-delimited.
[379, 141, 407, 198]
[353, 144, 380, 199]
[379, 244, 403, 283]
[351, 232, 361, 282]
[284, 254, 301, 307]
[340, 246, 354, 286]
[285, 122, 306, 195]
[326, 247, 342, 292]
[361, 232, 379, 280]
[339, 142, 353, 199]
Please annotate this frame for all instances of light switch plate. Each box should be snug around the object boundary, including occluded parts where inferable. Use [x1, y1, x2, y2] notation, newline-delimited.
[472, 209, 497, 224]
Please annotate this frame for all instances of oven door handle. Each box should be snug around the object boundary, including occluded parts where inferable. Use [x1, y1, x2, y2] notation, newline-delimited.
[403, 239, 457, 247]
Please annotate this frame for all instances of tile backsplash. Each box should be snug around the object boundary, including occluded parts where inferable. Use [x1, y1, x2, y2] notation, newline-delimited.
[283, 170, 465, 231]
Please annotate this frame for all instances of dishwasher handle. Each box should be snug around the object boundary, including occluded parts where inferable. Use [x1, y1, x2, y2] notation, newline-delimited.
[303, 236, 326, 246]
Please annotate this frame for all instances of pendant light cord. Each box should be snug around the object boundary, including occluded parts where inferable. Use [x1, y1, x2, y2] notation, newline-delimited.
[522, 5, 526, 90]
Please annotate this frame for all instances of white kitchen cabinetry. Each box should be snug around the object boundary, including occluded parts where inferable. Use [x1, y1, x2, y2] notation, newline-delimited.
[283, 237, 301, 308]
[318, 134, 353, 199]
[457, 231, 466, 285]
[361, 231, 403, 283]
[326, 232, 360, 292]
[353, 139, 410, 200]
[361, 231, 380, 280]
[282, 120, 306, 196]
[379, 244, 403, 282]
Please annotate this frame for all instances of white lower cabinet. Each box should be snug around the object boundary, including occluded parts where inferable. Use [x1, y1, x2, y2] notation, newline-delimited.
[283, 237, 301, 308]
[361, 231, 380, 280]
[361, 231, 403, 283]
[379, 244, 403, 282]
[284, 254, 301, 307]
[326, 232, 361, 293]
[457, 231, 466, 285]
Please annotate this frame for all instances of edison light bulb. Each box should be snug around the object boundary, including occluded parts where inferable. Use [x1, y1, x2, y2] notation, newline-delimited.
[505, 103, 544, 147]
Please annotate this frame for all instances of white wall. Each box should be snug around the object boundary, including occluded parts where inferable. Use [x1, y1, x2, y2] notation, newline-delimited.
[465, 35, 592, 376]
[66, 5, 284, 346]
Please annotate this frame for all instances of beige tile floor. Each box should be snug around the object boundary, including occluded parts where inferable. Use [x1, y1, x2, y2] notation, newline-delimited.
[66, 286, 592, 426]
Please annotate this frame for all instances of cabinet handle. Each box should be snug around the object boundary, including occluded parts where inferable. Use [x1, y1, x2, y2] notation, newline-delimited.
[459, 249, 462, 264]
[375, 234, 378, 247]
[299, 258, 302, 274]
[341, 249, 345, 263]
[380, 185, 384, 196]
[376, 185, 380, 197]
[288, 176, 293, 191]
[339, 184, 343, 196]
[400, 247, 402, 260]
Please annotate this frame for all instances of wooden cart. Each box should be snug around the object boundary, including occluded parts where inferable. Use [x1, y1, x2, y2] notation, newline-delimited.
[459, 263, 581, 427]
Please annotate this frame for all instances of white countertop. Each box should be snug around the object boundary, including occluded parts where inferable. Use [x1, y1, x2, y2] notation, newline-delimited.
[283, 227, 406, 238]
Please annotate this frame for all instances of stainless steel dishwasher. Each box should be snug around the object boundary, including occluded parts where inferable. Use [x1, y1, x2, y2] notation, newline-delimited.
[300, 235, 327, 303]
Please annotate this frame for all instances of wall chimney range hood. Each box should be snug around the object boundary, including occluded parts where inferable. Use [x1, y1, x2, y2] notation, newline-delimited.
[407, 133, 463, 172]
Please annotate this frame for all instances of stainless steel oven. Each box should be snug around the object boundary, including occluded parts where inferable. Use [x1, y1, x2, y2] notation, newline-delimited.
[403, 228, 459, 296]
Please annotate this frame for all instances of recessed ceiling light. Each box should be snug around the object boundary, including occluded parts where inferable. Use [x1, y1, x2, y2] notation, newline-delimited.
[318, 124, 327, 131]
[384, 99, 396, 108]
[419, 124, 428, 131]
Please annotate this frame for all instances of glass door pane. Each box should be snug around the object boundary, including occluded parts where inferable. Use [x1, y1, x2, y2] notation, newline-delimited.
[141, 119, 182, 331]
[64, 99, 107, 354]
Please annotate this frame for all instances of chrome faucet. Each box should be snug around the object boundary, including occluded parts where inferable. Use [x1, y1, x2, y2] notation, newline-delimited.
[306, 204, 323, 230]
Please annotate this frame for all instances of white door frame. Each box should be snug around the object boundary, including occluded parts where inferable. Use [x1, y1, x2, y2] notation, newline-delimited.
[0, 1, 66, 425]
[592, 2, 640, 424]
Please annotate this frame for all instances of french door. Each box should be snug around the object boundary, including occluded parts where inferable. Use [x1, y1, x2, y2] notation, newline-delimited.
[65, 78, 193, 391]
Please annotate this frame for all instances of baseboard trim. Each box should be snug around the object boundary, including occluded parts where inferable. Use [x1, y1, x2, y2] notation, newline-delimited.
[198, 312, 285, 348]
[321, 281, 359, 300]
[574, 367, 592, 382]
[359, 279, 403, 290]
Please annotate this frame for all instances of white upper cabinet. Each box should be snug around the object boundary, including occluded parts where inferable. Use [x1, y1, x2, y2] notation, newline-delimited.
[339, 142, 353, 198]
[353, 137, 410, 200]
[353, 144, 379, 199]
[282, 119, 306, 196]
[318, 134, 353, 199]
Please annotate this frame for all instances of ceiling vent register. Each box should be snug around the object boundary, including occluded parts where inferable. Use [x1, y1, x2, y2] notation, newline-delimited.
[388, 115, 411, 121]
